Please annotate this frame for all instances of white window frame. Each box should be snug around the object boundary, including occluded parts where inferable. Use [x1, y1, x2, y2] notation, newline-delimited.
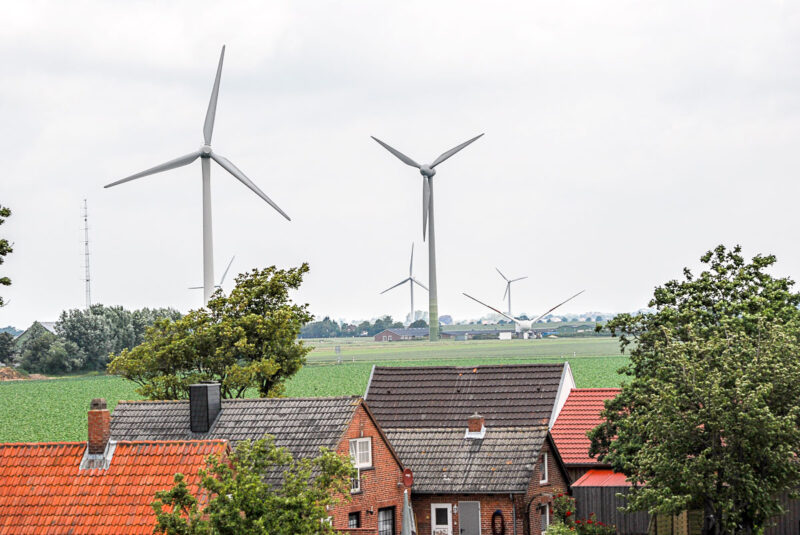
[541, 503, 550, 535]
[539, 451, 549, 484]
[431, 503, 453, 535]
[350, 437, 372, 469]
[349, 511, 361, 528]
[350, 467, 361, 493]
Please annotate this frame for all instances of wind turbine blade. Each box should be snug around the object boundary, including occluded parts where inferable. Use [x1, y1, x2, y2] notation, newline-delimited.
[431, 133, 484, 168]
[422, 178, 430, 240]
[503, 283, 509, 301]
[188, 286, 203, 290]
[211, 153, 291, 221]
[412, 278, 429, 291]
[409, 243, 414, 276]
[219, 255, 235, 285]
[530, 290, 586, 324]
[462, 292, 517, 323]
[381, 278, 412, 294]
[496, 267, 509, 282]
[371, 137, 420, 168]
[203, 45, 225, 145]
[511, 276, 528, 283]
[105, 151, 201, 188]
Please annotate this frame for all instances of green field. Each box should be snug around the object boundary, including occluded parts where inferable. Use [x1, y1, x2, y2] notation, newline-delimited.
[0, 337, 627, 442]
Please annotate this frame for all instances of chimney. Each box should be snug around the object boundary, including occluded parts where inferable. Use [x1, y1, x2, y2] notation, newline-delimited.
[190, 382, 221, 433]
[465, 411, 486, 439]
[88, 398, 110, 454]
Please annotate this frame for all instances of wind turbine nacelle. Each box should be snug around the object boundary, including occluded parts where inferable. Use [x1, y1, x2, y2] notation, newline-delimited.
[515, 320, 533, 333]
[419, 165, 436, 178]
[200, 145, 213, 156]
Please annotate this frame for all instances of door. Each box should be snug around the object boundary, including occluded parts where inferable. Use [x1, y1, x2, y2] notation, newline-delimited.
[458, 501, 481, 535]
[431, 504, 453, 535]
[378, 507, 395, 535]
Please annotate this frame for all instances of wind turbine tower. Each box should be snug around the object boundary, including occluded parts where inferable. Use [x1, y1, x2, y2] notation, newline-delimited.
[83, 199, 91, 310]
[380, 243, 428, 326]
[105, 46, 290, 305]
[372, 133, 483, 340]
[496, 267, 527, 317]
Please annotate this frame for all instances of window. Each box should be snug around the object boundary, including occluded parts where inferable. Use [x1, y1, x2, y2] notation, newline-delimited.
[350, 468, 361, 493]
[349, 437, 372, 468]
[539, 451, 549, 484]
[378, 507, 395, 535]
[349, 512, 361, 528]
[541, 503, 550, 535]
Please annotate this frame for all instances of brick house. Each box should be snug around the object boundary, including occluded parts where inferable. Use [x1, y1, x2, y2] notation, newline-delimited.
[110, 384, 407, 534]
[373, 327, 430, 341]
[365, 364, 575, 535]
[0, 398, 227, 534]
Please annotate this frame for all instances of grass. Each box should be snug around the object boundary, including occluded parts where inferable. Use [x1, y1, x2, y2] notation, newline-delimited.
[0, 336, 627, 442]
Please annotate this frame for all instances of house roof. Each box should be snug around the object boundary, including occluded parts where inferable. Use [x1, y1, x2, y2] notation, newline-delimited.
[365, 364, 566, 428]
[572, 469, 631, 487]
[378, 328, 430, 337]
[111, 396, 361, 460]
[550, 388, 621, 466]
[0, 440, 227, 535]
[386, 426, 549, 493]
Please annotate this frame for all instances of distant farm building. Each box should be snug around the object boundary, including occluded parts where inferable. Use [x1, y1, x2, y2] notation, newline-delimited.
[373, 327, 429, 341]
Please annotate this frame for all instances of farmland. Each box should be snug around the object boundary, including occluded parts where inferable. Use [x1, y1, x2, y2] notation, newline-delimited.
[0, 337, 627, 442]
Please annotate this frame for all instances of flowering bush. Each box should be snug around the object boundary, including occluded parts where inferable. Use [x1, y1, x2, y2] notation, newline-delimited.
[573, 514, 615, 535]
[553, 493, 576, 525]
[545, 522, 575, 534]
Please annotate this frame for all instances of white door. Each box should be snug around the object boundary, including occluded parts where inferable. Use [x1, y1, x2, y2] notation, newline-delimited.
[431, 504, 452, 535]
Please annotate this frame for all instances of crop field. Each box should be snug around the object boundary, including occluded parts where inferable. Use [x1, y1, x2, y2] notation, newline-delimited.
[0, 337, 627, 442]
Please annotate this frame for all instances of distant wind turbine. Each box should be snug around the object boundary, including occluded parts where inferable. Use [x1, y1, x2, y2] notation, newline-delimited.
[463, 290, 585, 338]
[190, 255, 235, 292]
[372, 133, 483, 340]
[105, 45, 290, 305]
[380, 244, 428, 326]
[496, 268, 528, 317]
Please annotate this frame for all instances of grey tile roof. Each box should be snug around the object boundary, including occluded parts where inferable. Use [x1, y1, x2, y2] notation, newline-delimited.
[380, 328, 430, 337]
[110, 396, 360, 461]
[365, 364, 565, 428]
[386, 426, 548, 493]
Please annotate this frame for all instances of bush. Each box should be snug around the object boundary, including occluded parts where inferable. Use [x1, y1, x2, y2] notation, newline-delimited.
[545, 522, 575, 534]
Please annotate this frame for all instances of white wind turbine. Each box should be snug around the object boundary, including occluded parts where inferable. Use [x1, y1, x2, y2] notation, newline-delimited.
[463, 290, 585, 338]
[105, 46, 290, 304]
[380, 244, 428, 326]
[190, 255, 235, 293]
[372, 133, 483, 341]
[496, 267, 528, 317]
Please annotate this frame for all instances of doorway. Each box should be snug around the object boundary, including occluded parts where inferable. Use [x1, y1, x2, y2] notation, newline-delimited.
[458, 501, 481, 535]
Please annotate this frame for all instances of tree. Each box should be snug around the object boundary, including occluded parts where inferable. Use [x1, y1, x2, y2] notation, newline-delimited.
[152, 436, 354, 535]
[590, 245, 800, 535]
[109, 265, 313, 399]
[408, 319, 428, 328]
[0, 332, 14, 364]
[0, 205, 12, 308]
[300, 317, 341, 339]
[16, 323, 83, 374]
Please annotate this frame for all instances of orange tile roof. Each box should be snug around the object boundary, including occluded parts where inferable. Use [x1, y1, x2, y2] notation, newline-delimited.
[0, 440, 227, 535]
[550, 388, 621, 465]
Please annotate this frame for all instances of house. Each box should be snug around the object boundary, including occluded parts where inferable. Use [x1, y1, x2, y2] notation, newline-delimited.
[365, 364, 576, 535]
[0, 398, 227, 534]
[13, 320, 58, 347]
[373, 327, 429, 341]
[110, 384, 407, 534]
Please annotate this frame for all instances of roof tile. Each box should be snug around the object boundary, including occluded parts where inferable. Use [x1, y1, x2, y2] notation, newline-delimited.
[550, 388, 621, 465]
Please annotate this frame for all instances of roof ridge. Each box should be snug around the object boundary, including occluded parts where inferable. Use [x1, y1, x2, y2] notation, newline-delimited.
[373, 363, 565, 370]
[118, 395, 362, 404]
[0, 440, 229, 447]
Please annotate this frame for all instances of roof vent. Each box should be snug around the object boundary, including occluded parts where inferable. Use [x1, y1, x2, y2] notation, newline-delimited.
[190, 382, 221, 433]
[465, 411, 486, 440]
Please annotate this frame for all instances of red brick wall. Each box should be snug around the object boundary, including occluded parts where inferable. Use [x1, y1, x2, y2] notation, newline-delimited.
[522, 439, 569, 535]
[412, 493, 521, 535]
[333, 404, 406, 534]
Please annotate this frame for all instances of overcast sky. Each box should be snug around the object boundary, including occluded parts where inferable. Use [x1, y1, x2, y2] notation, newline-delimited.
[2, 1, 800, 328]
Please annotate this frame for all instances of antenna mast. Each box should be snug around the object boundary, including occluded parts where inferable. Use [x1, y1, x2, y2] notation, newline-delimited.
[83, 199, 91, 309]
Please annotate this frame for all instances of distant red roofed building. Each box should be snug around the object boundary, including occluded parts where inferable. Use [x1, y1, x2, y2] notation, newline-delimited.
[0, 398, 227, 535]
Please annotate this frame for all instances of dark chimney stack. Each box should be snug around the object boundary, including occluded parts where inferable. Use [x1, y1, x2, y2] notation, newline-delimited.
[88, 398, 110, 454]
[190, 382, 221, 433]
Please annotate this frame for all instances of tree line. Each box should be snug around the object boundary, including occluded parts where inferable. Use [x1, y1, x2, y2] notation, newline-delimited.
[299, 315, 427, 338]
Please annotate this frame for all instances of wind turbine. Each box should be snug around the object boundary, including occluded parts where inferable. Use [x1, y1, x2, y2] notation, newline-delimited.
[372, 133, 483, 340]
[105, 45, 290, 305]
[190, 255, 235, 293]
[380, 244, 428, 326]
[496, 267, 527, 317]
[463, 290, 585, 339]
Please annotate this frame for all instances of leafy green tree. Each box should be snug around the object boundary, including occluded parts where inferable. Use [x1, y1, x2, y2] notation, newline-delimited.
[0, 205, 12, 308]
[109, 265, 313, 399]
[16, 323, 83, 374]
[408, 319, 428, 328]
[590, 245, 800, 535]
[300, 316, 342, 339]
[0, 332, 14, 363]
[152, 436, 354, 535]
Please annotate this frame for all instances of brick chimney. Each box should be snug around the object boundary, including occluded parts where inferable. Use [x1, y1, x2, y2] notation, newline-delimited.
[465, 412, 486, 439]
[88, 398, 110, 454]
[190, 382, 221, 433]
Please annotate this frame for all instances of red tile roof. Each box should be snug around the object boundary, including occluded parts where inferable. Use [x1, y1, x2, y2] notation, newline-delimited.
[550, 388, 621, 465]
[572, 469, 630, 487]
[0, 440, 227, 535]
